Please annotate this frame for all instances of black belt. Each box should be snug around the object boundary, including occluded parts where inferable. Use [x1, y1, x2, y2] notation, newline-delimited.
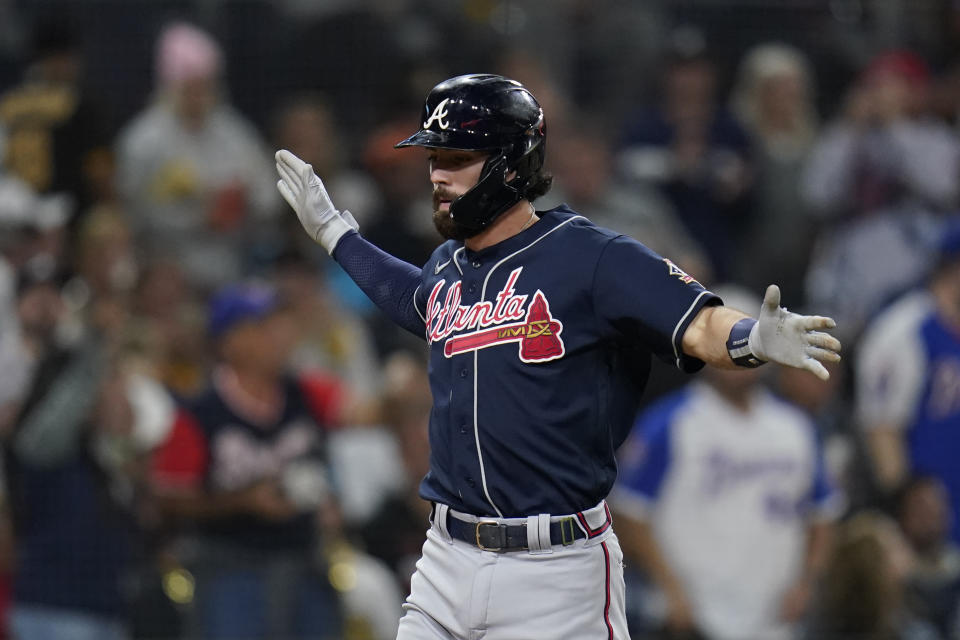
[443, 513, 586, 552]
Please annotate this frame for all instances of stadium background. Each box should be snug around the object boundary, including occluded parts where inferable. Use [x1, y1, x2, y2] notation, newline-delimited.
[0, 0, 958, 638]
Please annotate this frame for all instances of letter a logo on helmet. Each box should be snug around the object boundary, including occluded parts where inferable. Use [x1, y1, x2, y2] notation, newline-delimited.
[423, 98, 451, 130]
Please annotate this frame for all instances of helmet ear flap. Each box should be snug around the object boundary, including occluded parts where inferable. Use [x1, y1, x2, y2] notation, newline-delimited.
[512, 142, 542, 182]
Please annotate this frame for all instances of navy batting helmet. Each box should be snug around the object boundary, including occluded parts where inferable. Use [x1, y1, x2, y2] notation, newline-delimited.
[395, 74, 547, 236]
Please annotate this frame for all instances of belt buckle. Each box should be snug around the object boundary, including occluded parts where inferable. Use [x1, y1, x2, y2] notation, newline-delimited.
[475, 520, 505, 551]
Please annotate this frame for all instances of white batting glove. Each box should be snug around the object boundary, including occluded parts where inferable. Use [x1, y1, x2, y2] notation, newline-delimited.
[275, 149, 359, 254]
[748, 285, 842, 381]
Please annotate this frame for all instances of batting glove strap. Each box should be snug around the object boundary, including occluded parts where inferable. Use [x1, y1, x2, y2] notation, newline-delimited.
[726, 317, 765, 368]
[313, 209, 359, 255]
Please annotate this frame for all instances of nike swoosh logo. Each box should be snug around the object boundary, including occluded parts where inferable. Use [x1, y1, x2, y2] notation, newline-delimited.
[434, 259, 451, 275]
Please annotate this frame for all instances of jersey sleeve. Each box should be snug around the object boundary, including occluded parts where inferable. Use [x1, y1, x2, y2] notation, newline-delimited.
[593, 235, 720, 371]
[611, 398, 677, 521]
[332, 231, 426, 338]
[855, 308, 926, 430]
[299, 372, 347, 429]
[151, 408, 208, 491]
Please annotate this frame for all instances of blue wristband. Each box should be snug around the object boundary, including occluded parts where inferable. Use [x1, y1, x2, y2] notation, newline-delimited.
[726, 318, 764, 368]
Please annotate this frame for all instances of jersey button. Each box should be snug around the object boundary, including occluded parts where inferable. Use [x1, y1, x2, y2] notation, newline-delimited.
[468, 284, 477, 294]
[459, 368, 468, 378]
[472, 260, 481, 268]
[460, 424, 469, 434]
[466, 477, 476, 487]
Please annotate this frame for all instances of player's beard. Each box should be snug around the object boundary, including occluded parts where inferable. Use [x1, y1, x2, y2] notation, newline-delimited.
[432, 189, 471, 241]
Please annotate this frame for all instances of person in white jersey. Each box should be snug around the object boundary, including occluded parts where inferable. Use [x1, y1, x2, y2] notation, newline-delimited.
[612, 286, 843, 640]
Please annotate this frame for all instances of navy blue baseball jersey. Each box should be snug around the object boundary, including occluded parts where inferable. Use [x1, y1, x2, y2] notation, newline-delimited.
[401, 205, 719, 517]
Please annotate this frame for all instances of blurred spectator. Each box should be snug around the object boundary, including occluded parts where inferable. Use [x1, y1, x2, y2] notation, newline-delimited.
[856, 219, 960, 542]
[73, 204, 138, 300]
[0, 18, 112, 236]
[810, 510, 939, 640]
[896, 476, 960, 638]
[612, 286, 840, 640]
[617, 28, 753, 280]
[0, 261, 62, 436]
[4, 271, 171, 640]
[356, 351, 432, 596]
[273, 250, 382, 416]
[132, 259, 207, 398]
[150, 282, 346, 639]
[0, 174, 67, 420]
[547, 126, 712, 284]
[0, 267, 68, 638]
[730, 43, 820, 302]
[802, 50, 960, 341]
[116, 22, 278, 291]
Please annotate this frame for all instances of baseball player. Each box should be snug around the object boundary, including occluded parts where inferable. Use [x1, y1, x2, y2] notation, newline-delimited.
[275, 74, 841, 639]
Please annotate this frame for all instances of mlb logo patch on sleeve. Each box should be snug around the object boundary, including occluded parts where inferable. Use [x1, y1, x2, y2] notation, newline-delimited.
[664, 258, 700, 286]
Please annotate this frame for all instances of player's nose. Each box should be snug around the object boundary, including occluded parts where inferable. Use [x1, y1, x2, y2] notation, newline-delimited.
[429, 166, 450, 187]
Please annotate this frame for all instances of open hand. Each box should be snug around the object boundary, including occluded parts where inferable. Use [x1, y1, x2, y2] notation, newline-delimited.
[748, 285, 842, 381]
[275, 149, 358, 254]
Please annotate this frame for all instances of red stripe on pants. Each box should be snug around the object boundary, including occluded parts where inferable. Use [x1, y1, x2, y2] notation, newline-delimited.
[601, 541, 613, 639]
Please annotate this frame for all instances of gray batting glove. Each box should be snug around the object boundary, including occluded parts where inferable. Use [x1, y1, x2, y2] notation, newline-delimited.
[747, 285, 842, 381]
[275, 149, 359, 254]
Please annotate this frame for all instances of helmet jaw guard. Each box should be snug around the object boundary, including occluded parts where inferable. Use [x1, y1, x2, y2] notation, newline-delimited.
[449, 138, 544, 236]
[394, 74, 546, 238]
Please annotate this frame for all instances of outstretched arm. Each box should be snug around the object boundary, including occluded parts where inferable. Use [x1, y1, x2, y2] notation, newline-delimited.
[275, 150, 425, 337]
[683, 285, 841, 380]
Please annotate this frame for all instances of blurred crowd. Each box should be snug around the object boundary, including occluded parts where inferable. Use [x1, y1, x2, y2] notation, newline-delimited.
[0, 1, 959, 639]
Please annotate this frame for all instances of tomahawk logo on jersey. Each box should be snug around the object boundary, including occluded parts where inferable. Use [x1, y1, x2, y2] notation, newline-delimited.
[409, 205, 721, 518]
[424, 267, 566, 362]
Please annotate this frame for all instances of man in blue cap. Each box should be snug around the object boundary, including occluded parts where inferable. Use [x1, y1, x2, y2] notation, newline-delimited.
[151, 282, 347, 639]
